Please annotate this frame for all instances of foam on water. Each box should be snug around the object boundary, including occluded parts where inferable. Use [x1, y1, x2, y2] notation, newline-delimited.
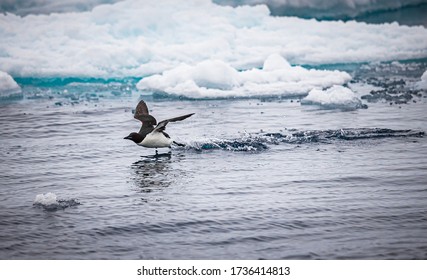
[301, 85, 366, 110]
[1, 0, 427, 79]
[184, 136, 269, 152]
[137, 54, 351, 98]
[281, 128, 425, 142]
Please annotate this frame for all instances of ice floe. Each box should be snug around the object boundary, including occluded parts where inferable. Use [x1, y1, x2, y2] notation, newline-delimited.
[0, 71, 21, 99]
[34, 192, 80, 211]
[301, 85, 365, 109]
[137, 54, 351, 98]
[416, 70, 427, 89]
[0, 0, 426, 78]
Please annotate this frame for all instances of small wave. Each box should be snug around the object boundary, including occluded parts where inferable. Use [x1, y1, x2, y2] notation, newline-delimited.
[273, 128, 425, 143]
[179, 128, 424, 152]
[183, 136, 270, 152]
[33, 192, 80, 211]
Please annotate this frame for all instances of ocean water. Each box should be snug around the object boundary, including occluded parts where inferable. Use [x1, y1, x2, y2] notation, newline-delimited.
[1, 0, 427, 260]
[1, 61, 427, 259]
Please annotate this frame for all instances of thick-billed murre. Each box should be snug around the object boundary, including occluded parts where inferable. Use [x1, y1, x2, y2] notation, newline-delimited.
[124, 100, 194, 149]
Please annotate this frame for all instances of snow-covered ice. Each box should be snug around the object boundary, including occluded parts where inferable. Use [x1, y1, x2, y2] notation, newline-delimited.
[137, 54, 351, 98]
[0, 71, 21, 98]
[301, 85, 365, 110]
[0, 0, 426, 78]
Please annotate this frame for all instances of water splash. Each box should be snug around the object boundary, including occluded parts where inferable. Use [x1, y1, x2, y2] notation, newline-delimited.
[273, 128, 425, 143]
[183, 134, 269, 152]
[179, 128, 424, 152]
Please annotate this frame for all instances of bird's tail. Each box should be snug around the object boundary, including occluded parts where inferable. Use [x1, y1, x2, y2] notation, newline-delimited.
[173, 141, 186, 147]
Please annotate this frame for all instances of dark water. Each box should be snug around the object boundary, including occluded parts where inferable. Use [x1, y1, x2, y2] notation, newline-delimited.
[215, 1, 427, 27]
[1, 63, 427, 259]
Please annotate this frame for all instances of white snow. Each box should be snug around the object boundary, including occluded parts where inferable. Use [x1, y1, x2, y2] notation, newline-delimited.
[137, 54, 351, 98]
[416, 70, 427, 89]
[0, 71, 21, 96]
[301, 85, 364, 109]
[0, 0, 426, 78]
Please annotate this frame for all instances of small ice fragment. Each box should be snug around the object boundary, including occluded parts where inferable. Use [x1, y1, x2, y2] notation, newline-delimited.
[301, 85, 365, 110]
[416, 70, 427, 89]
[34, 192, 58, 206]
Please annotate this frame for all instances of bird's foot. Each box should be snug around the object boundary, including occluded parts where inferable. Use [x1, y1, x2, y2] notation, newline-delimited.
[173, 141, 185, 147]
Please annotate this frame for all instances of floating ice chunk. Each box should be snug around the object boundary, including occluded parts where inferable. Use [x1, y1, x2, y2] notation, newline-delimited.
[34, 192, 58, 206]
[137, 54, 351, 99]
[416, 70, 427, 89]
[137, 60, 239, 95]
[301, 85, 365, 110]
[34, 192, 80, 211]
[0, 71, 21, 98]
[1, 0, 427, 78]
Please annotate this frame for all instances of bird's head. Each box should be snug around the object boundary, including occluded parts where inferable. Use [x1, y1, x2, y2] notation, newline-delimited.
[124, 132, 144, 144]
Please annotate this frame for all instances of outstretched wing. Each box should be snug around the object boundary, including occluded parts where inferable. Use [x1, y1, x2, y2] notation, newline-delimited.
[134, 100, 157, 128]
[153, 113, 195, 133]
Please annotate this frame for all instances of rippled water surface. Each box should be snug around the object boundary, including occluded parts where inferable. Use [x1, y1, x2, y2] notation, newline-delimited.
[1, 72, 427, 259]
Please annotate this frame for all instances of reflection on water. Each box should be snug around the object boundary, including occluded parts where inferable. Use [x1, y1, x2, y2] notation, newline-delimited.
[130, 152, 175, 192]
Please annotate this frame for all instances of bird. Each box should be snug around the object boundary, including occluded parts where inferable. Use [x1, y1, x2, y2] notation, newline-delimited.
[124, 100, 194, 151]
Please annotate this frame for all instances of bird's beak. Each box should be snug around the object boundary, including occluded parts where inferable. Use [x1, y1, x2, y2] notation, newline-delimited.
[124, 136, 131, 140]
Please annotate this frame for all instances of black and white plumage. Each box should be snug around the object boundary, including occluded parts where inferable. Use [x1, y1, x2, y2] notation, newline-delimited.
[124, 100, 194, 148]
